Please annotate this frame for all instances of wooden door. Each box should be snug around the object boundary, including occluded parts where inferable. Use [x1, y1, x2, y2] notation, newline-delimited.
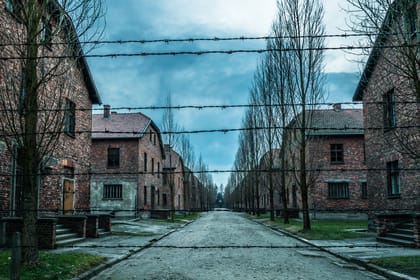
[63, 179, 75, 215]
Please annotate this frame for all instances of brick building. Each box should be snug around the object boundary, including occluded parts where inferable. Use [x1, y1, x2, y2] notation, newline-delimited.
[284, 107, 368, 219]
[163, 145, 185, 211]
[90, 107, 165, 218]
[353, 0, 420, 244]
[0, 0, 101, 217]
[184, 166, 198, 210]
[258, 149, 282, 213]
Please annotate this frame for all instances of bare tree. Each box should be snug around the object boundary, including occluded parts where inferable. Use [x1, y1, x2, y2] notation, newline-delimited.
[253, 54, 282, 221]
[0, 0, 104, 265]
[345, 0, 420, 160]
[268, 20, 292, 224]
[276, 0, 326, 231]
[161, 92, 180, 149]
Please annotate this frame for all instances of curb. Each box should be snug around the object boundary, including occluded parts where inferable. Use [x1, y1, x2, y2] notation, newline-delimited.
[251, 218, 416, 280]
[72, 219, 196, 280]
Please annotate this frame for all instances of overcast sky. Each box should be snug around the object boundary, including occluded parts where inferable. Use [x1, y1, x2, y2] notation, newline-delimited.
[87, 0, 362, 187]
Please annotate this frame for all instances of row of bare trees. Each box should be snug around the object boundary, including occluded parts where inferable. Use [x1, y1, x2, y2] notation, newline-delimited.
[226, 0, 420, 231]
[161, 92, 217, 215]
[225, 0, 326, 231]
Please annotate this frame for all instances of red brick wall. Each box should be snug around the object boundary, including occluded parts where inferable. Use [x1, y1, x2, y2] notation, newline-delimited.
[308, 135, 368, 211]
[0, 2, 97, 216]
[361, 33, 420, 214]
[138, 127, 165, 210]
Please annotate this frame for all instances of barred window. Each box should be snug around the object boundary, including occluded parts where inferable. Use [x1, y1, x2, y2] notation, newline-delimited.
[103, 184, 122, 200]
[328, 182, 349, 199]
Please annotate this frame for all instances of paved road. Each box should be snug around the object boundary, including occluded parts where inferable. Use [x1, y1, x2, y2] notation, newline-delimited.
[92, 211, 385, 280]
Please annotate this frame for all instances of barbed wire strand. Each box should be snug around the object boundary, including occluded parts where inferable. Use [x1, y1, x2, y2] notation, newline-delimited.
[0, 43, 420, 60]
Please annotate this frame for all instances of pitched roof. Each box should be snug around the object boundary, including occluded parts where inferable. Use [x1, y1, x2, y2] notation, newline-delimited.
[92, 112, 153, 139]
[308, 109, 364, 136]
[163, 144, 183, 170]
[353, 0, 404, 101]
[92, 111, 166, 157]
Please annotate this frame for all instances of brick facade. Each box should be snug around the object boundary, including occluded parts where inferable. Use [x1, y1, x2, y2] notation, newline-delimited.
[353, 1, 420, 229]
[91, 109, 166, 218]
[283, 109, 368, 219]
[0, 0, 101, 218]
[163, 146, 185, 210]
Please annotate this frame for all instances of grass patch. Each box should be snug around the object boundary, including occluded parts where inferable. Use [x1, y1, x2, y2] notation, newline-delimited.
[155, 212, 201, 223]
[0, 251, 104, 280]
[370, 256, 420, 278]
[172, 212, 200, 222]
[268, 218, 369, 240]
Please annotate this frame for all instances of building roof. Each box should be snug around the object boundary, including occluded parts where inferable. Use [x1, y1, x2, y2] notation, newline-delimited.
[92, 111, 166, 157]
[308, 109, 364, 136]
[92, 112, 153, 139]
[352, 1, 401, 101]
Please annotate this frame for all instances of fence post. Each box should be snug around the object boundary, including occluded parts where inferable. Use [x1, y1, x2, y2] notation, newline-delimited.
[11, 232, 21, 280]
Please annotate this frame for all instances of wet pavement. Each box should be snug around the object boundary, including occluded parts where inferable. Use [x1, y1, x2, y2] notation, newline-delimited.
[49, 212, 420, 280]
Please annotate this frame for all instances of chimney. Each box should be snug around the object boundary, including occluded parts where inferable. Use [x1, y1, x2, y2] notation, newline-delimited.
[104, 104, 111, 119]
[333, 103, 342, 112]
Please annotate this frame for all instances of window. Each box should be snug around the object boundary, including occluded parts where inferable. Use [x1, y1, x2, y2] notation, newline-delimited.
[6, 0, 22, 20]
[144, 153, 147, 172]
[103, 184, 122, 200]
[157, 189, 160, 206]
[328, 182, 349, 199]
[384, 89, 397, 129]
[330, 144, 344, 164]
[151, 158, 154, 175]
[387, 161, 400, 197]
[361, 182, 368, 199]
[107, 148, 120, 168]
[41, 17, 52, 49]
[157, 162, 160, 178]
[150, 131, 153, 142]
[405, 2, 418, 38]
[64, 99, 76, 137]
[144, 186, 147, 205]
[162, 193, 168, 206]
[154, 134, 156, 145]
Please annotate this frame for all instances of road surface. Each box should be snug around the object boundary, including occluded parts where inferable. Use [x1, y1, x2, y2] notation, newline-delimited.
[92, 211, 384, 280]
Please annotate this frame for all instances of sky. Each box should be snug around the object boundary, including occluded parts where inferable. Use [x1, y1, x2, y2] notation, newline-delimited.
[87, 0, 363, 187]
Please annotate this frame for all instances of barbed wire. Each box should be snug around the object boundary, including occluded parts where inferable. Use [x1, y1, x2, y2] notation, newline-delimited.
[0, 167, 418, 178]
[0, 43, 419, 60]
[0, 31, 413, 47]
[1, 124, 419, 138]
[1, 100, 419, 114]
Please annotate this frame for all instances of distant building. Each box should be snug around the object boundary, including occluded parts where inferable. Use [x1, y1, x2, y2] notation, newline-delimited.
[163, 145, 185, 211]
[90, 106, 165, 218]
[283, 107, 368, 219]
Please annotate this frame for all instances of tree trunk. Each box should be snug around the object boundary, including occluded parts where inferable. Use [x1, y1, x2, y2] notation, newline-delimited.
[21, 13, 41, 263]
